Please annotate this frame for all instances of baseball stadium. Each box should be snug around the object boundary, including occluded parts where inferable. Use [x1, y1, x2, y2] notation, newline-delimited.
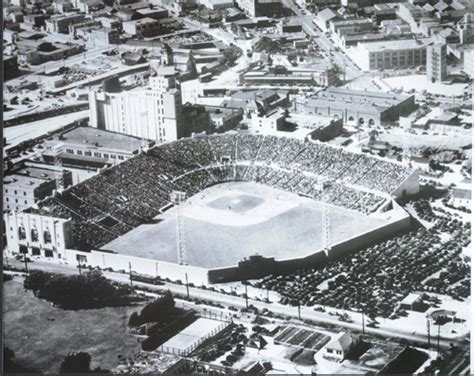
[10, 133, 419, 284]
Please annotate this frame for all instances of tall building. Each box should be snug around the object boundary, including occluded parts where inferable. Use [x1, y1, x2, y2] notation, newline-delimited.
[464, 49, 474, 78]
[89, 69, 185, 143]
[3, 163, 73, 212]
[427, 43, 447, 82]
[352, 38, 430, 71]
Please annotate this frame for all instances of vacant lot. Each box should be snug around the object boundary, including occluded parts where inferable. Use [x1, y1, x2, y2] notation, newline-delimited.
[3, 276, 141, 373]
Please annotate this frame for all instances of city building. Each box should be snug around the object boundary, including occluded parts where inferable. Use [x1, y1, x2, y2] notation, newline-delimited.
[329, 17, 374, 37]
[286, 112, 344, 141]
[17, 40, 84, 65]
[122, 17, 162, 38]
[463, 48, 474, 78]
[314, 8, 339, 32]
[89, 27, 121, 46]
[77, 0, 105, 13]
[133, 6, 169, 20]
[89, 70, 185, 143]
[352, 38, 431, 71]
[236, 0, 283, 17]
[40, 127, 150, 168]
[45, 13, 86, 34]
[250, 109, 286, 133]
[4, 163, 73, 212]
[209, 107, 243, 131]
[198, 0, 234, 10]
[303, 87, 416, 126]
[3, 55, 19, 80]
[182, 103, 212, 137]
[240, 65, 337, 87]
[426, 43, 447, 82]
[220, 89, 290, 117]
[457, 13, 474, 44]
[4, 210, 73, 260]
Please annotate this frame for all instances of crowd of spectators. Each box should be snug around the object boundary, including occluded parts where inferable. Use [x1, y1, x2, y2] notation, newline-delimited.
[33, 134, 413, 250]
[253, 201, 470, 318]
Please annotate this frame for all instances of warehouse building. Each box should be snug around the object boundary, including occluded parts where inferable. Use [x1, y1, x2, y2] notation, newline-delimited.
[303, 88, 416, 126]
[352, 38, 431, 71]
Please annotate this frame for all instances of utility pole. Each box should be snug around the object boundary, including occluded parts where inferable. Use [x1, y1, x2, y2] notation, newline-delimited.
[361, 303, 365, 334]
[437, 324, 440, 355]
[244, 281, 249, 310]
[129, 262, 133, 288]
[297, 299, 301, 320]
[23, 252, 29, 274]
[427, 319, 431, 349]
[77, 259, 82, 275]
[185, 273, 190, 299]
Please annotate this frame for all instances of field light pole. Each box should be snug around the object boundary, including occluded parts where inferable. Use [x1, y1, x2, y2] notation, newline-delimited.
[185, 273, 190, 299]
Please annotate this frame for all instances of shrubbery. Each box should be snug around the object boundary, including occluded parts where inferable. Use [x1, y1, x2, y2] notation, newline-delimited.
[128, 291, 175, 327]
[24, 270, 132, 310]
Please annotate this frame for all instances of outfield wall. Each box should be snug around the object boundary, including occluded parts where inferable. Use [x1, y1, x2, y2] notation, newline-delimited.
[62, 248, 209, 285]
[207, 200, 412, 283]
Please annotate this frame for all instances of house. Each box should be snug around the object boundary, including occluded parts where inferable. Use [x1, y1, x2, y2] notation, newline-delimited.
[324, 332, 359, 361]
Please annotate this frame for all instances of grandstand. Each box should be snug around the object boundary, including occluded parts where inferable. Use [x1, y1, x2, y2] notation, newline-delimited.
[18, 133, 418, 282]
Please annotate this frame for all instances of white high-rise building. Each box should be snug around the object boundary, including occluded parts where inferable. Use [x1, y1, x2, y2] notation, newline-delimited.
[464, 49, 474, 78]
[89, 69, 184, 143]
[426, 43, 447, 83]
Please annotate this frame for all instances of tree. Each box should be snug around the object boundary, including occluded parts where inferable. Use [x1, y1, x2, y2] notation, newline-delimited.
[129, 291, 175, 327]
[60, 352, 92, 373]
[59, 352, 109, 373]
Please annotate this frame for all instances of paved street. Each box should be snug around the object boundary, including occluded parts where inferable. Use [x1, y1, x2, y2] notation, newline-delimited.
[6, 258, 468, 351]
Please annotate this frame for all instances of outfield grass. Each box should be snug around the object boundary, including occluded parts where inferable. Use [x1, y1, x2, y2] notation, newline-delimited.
[3, 276, 141, 373]
[103, 182, 386, 268]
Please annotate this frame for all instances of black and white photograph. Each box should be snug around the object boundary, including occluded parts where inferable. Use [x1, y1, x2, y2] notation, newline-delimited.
[1, 0, 472, 374]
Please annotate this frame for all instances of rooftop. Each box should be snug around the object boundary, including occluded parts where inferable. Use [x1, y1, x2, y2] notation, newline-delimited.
[400, 293, 422, 306]
[360, 38, 432, 51]
[4, 166, 58, 190]
[308, 87, 411, 110]
[47, 127, 144, 152]
[287, 112, 336, 130]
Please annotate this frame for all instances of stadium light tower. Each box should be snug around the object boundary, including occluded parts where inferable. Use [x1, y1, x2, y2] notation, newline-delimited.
[171, 191, 187, 265]
[321, 181, 331, 256]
